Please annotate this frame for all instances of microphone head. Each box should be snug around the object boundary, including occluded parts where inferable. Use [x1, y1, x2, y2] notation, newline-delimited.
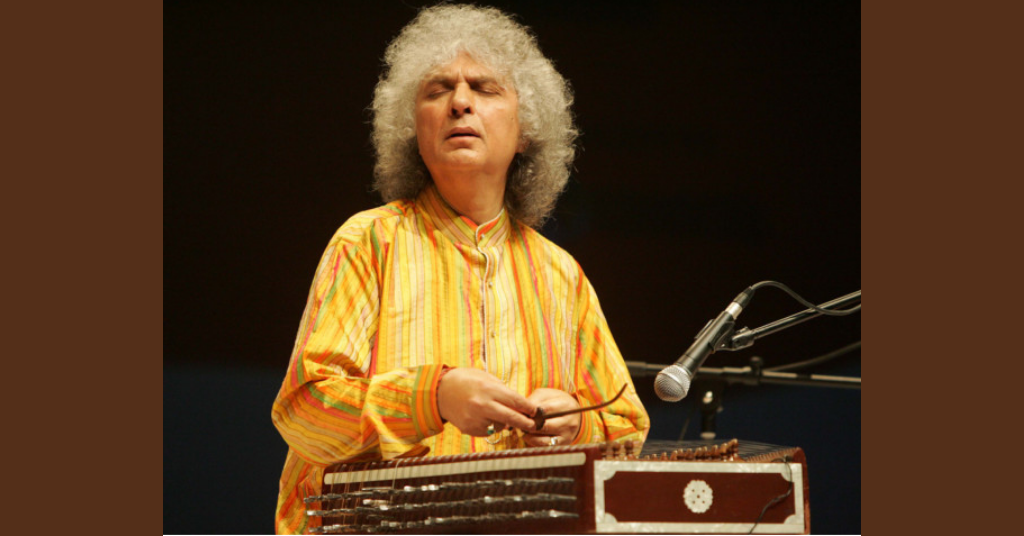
[654, 365, 692, 402]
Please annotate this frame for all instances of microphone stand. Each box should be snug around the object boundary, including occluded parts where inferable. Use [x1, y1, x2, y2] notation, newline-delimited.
[696, 357, 861, 389]
[632, 350, 861, 440]
[635, 289, 862, 439]
[631, 356, 862, 389]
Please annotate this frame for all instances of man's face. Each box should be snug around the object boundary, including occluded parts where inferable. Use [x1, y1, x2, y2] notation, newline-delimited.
[415, 53, 522, 182]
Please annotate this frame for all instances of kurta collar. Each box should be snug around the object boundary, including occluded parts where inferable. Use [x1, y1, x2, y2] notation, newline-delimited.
[417, 184, 511, 248]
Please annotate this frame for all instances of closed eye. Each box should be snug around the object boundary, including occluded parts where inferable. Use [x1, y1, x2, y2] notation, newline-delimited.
[473, 82, 503, 95]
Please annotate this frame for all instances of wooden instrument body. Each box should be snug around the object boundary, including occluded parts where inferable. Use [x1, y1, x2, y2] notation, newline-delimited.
[305, 440, 810, 534]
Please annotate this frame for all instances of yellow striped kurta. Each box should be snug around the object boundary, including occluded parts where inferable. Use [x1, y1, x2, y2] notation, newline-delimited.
[271, 185, 650, 533]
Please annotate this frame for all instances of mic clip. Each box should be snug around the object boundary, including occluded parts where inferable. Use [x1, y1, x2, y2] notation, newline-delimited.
[695, 317, 739, 355]
[721, 326, 755, 352]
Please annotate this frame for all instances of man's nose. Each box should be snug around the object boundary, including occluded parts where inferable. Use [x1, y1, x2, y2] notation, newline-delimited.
[450, 84, 473, 117]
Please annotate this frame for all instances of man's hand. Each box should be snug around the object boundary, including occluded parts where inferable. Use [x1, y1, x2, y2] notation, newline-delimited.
[436, 368, 538, 436]
[522, 388, 581, 447]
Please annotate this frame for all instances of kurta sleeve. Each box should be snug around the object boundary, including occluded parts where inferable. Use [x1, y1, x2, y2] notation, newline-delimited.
[569, 264, 650, 445]
[271, 217, 446, 466]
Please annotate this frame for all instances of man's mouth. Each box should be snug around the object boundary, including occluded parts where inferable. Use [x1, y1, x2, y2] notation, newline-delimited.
[446, 127, 480, 139]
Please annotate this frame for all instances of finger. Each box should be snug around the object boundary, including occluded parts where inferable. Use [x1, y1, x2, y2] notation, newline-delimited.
[481, 384, 538, 424]
[492, 387, 538, 417]
[533, 413, 580, 436]
[490, 403, 538, 432]
[524, 389, 562, 405]
[522, 432, 553, 447]
[470, 416, 514, 437]
[477, 420, 504, 437]
[523, 433, 562, 448]
[525, 389, 579, 413]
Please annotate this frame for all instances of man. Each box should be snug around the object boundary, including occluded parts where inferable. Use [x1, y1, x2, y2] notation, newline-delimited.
[271, 5, 649, 533]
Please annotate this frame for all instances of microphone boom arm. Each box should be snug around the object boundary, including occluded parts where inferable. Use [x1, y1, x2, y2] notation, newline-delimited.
[697, 364, 861, 389]
[723, 291, 861, 352]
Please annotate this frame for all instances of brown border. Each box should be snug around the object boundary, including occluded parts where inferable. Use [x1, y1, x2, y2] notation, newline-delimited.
[863, 1, 1017, 533]
[862, 1, 890, 532]
[5, 2, 163, 533]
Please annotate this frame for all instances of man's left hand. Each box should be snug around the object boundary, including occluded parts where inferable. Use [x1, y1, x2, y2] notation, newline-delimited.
[521, 388, 580, 447]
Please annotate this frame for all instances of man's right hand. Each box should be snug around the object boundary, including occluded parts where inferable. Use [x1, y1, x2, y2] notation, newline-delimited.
[436, 367, 538, 436]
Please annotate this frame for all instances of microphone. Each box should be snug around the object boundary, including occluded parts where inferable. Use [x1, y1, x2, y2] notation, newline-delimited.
[654, 287, 754, 402]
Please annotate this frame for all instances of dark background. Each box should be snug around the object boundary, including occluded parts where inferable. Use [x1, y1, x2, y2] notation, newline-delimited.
[165, 1, 860, 534]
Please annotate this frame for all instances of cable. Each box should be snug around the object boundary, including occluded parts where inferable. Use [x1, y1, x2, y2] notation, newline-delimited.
[765, 341, 861, 372]
[750, 281, 860, 316]
[747, 458, 794, 534]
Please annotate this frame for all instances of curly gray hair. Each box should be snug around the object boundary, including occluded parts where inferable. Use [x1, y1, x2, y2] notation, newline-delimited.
[370, 4, 578, 228]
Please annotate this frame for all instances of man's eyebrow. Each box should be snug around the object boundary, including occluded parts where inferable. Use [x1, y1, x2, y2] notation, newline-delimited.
[421, 73, 503, 87]
[421, 74, 451, 86]
[470, 76, 503, 87]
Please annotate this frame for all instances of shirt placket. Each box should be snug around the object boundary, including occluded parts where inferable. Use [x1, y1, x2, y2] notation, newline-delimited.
[476, 229, 493, 367]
